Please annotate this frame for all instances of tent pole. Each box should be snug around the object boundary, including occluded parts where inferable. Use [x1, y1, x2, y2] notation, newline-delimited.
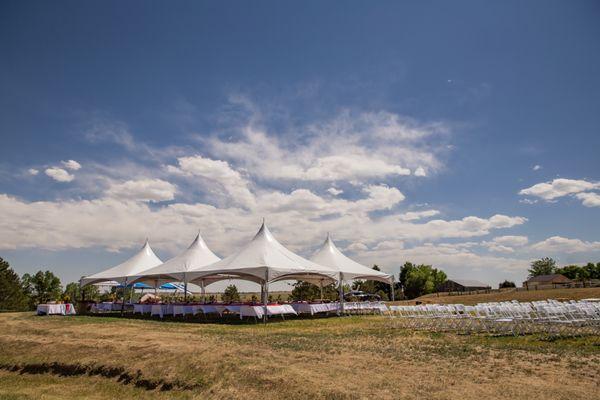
[390, 277, 395, 302]
[338, 273, 345, 315]
[263, 271, 269, 324]
[154, 279, 158, 295]
[183, 273, 188, 302]
[200, 280, 206, 303]
[120, 278, 128, 316]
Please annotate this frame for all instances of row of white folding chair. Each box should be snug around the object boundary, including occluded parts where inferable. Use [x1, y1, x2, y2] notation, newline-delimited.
[389, 300, 600, 335]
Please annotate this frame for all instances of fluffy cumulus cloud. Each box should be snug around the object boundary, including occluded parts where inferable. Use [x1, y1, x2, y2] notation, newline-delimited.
[575, 192, 600, 208]
[28, 168, 39, 176]
[106, 178, 176, 202]
[397, 210, 440, 221]
[44, 167, 74, 182]
[204, 109, 449, 184]
[61, 160, 82, 170]
[168, 155, 255, 208]
[530, 236, 600, 254]
[519, 178, 600, 201]
[349, 241, 527, 285]
[0, 188, 527, 261]
[327, 187, 343, 196]
[414, 167, 427, 177]
[483, 235, 529, 253]
[8, 100, 586, 287]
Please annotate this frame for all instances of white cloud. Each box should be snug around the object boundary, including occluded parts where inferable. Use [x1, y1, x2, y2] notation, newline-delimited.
[0, 188, 527, 260]
[205, 109, 449, 184]
[533, 165, 541, 171]
[397, 210, 440, 221]
[350, 241, 529, 285]
[486, 244, 516, 253]
[530, 236, 600, 254]
[373, 240, 405, 251]
[61, 160, 82, 171]
[106, 178, 176, 202]
[45, 167, 74, 182]
[482, 235, 528, 254]
[258, 185, 404, 216]
[168, 155, 256, 208]
[414, 167, 427, 177]
[28, 168, 39, 176]
[345, 242, 369, 253]
[327, 187, 343, 196]
[519, 178, 600, 200]
[491, 235, 529, 247]
[575, 192, 600, 208]
[84, 120, 136, 151]
[519, 198, 538, 205]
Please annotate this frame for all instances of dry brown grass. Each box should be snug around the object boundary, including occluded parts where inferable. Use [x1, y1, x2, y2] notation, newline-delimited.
[0, 312, 598, 399]
[398, 287, 600, 306]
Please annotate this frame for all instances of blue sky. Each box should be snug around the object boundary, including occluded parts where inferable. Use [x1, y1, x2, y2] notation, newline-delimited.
[1, 1, 599, 290]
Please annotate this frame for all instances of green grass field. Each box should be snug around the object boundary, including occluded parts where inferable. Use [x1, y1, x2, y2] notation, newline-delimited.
[0, 312, 599, 399]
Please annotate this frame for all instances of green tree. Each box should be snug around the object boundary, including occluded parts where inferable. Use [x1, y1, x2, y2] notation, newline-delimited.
[527, 257, 557, 278]
[0, 257, 29, 311]
[290, 281, 338, 301]
[399, 262, 447, 299]
[21, 270, 62, 307]
[222, 284, 240, 302]
[63, 282, 99, 303]
[554, 265, 586, 280]
[399, 262, 416, 290]
[582, 262, 600, 280]
[498, 280, 516, 289]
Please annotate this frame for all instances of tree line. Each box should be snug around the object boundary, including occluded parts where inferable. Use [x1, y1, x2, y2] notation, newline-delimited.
[0, 257, 100, 311]
[527, 257, 600, 280]
[3, 255, 600, 311]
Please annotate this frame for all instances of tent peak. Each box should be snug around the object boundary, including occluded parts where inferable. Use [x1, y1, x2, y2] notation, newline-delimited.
[254, 220, 275, 242]
[189, 232, 210, 250]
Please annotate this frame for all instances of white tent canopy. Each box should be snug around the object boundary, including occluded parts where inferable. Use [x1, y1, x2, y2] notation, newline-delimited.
[310, 234, 393, 284]
[187, 222, 338, 285]
[131, 232, 221, 287]
[80, 240, 163, 287]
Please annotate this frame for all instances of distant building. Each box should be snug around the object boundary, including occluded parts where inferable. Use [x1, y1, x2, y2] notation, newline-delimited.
[437, 279, 491, 292]
[523, 274, 572, 289]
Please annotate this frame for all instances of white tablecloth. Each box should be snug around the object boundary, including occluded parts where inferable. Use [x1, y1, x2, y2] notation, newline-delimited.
[37, 303, 76, 316]
[240, 304, 298, 319]
[133, 303, 300, 319]
[343, 301, 389, 314]
[134, 304, 153, 314]
[292, 302, 340, 315]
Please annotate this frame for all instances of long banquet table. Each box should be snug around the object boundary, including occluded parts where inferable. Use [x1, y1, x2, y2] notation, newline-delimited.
[291, 302, 340, 315]
[133, 303, 298, 319]
[130, 301, 388, 319]
[37, 303, 76, 316]
[91, 302, 133, 312]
